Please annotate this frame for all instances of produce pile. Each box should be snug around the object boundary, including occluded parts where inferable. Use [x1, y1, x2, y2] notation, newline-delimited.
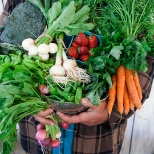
[0, 0, 154, 153]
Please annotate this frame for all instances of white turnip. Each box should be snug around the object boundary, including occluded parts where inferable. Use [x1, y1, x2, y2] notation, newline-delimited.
[62, 50, 91, 83]
[49, 43, 58, 54]
[38, 43, 50, 54]
[22, 38, 35, 51]
[28, 45, 38, 56]
[39, 54, 49, 61]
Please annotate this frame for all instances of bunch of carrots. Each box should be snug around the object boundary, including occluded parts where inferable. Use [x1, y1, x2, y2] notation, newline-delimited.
[107, 65, 142, 116]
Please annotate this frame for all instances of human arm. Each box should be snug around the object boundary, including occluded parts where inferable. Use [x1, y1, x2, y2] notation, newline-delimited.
[0, 0, 12, 26]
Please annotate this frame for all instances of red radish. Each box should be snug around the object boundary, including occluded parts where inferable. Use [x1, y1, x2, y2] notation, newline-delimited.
[59, 121, 69, 129]
[79, 46, 89, 55]
[36, 129, 47, 141]
[50, 139, 60, 148]
[39, 138, 51, 147]
[36, 123, 45, 131]
[80, 54, 89, 62]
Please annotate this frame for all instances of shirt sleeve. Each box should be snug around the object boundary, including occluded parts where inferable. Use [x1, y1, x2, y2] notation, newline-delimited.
[108, 55, 154, 130]
[0, 1, 10, 26]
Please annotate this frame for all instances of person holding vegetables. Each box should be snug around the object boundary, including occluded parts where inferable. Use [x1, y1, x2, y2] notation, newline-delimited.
[1, 0, 154, 154]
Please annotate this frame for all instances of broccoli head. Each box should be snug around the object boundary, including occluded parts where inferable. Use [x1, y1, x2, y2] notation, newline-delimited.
[0, 2, 46, 45]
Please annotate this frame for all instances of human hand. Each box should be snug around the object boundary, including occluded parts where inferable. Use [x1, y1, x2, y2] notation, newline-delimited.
[33, 108, 56, 125]
[57, 98, 109, 126]
[34, 84, 56, 125]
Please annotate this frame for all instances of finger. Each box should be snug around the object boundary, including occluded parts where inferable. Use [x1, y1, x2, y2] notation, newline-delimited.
[34, 115, 55, 125]
[57, 112, 81, 124]
[37, 108, 53, 117]
[80, 98, 95, 108]
[38, 84, 50, 94]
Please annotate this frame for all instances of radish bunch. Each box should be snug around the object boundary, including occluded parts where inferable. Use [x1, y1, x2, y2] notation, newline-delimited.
[36, 121, 69, 149]
[21, 38, 58, 61]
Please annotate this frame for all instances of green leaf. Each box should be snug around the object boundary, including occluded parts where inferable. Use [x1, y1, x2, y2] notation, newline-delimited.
[110, 44, 123, 60]
[22, 83, 41, 98]
[75, 87, 82, 104]
[47, 1, 76, 31]
[0, 63, 15, 79]
[0, 98, 5, 110]
[27, 0, 46, 19]
[0, 55, 11, 65]
[13, 65, 32, 82]
[76, 14, 89, 23]
[103, 72, 112, 87]
[47, 2, 62, 24]
[1, 68, 13, 82]
[86, 90, 100, 106]
[58, 23, 95, 36]
[44, 0, 51, 13]
[71, 5, 90, 23]
[10, 54, 21, 65]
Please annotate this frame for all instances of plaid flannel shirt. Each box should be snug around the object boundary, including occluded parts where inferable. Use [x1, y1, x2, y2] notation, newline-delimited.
[1, 1, 154, 154]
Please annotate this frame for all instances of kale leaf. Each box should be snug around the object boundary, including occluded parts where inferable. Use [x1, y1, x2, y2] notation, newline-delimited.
[0, 2, 46, 45]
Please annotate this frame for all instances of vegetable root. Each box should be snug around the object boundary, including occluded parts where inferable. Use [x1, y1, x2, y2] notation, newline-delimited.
[62, 50, 91, 83]
[125, 69, 142, 110]
[117, 65, 125, 114]
[107, 75, 117, 116]
[107, 65, 142, 116]
[133, 71, 142, 100]
[123, 84, 130, 115]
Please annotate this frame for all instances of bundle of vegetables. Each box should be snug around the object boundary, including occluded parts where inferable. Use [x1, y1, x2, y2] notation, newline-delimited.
[0, 0, 98, 153]
[1, 0, 154, 153]
[82, 0, 154, 114]
[107, 65, 142, 116]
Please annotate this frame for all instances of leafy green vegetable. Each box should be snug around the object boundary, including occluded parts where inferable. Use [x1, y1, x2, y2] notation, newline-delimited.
[0, 2, 46, 45]
[110, 44, 123, 60]
[85, 0, 154, 40]
[45, 76, 85, 104]
[30, 0, 95, 45]
[47, 2, 62, 24]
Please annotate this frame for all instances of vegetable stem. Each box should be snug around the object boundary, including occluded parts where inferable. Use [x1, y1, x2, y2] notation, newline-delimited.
[132, 0, 150, 37]
[55, 33, 64, 65]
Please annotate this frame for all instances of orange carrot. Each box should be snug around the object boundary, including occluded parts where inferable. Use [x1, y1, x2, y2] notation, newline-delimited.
[125, 68, 142, 110]
[129, 94, 134, 111]
[107, 75, 117, 116]
[123, 84, 130, 115]
[117, 65, 125, 114]
[133, 71, 142, 100]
